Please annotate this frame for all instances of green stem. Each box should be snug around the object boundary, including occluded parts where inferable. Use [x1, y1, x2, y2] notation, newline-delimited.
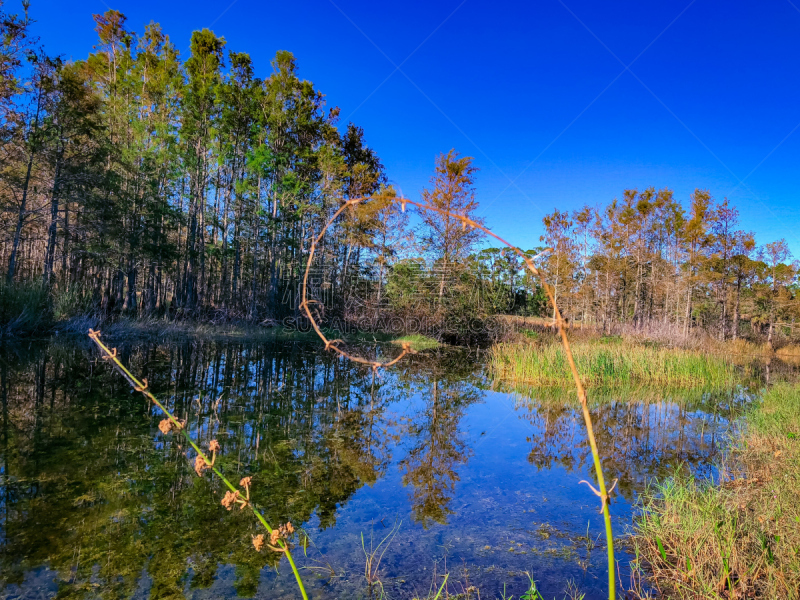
[89, 332, 309, 600]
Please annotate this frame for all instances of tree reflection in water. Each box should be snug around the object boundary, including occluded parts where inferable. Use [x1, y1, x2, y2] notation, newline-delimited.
[0, 340, 403, 598]
[396, 368, 479, 527]
[514, 386, 751, 499]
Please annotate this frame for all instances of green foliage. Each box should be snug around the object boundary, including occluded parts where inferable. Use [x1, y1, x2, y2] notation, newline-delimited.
[386, 258, 429, 312]
[749, 379, 800, 438]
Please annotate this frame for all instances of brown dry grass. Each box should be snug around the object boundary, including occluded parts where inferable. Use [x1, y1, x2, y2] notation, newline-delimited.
[776, 344, 800, 365]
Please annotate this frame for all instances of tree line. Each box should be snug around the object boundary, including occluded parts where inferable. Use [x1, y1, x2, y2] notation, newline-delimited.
[0, 4, 416, 324]
[0, 2, 514, 337]
[536, 189, 797, 343]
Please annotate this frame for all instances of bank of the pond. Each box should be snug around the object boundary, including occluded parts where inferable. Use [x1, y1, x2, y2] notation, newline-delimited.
[632, 382, 800, 599]
[488, 340, 740, 388]
[55, 316, 440, 351]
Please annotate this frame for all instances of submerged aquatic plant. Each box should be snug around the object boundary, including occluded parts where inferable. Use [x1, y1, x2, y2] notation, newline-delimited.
[361, 519, 402, 594]
[301, 196, 618, 600]
[87, 329, 309, 600]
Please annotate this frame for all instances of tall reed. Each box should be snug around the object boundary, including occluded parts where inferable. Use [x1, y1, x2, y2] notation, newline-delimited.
[489, 341, 738, 388]
[87, 330, 309, 600]
[301, 196, 618, 600]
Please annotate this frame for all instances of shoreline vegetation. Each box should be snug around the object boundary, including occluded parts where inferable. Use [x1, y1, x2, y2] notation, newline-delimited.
[51, 314, 443, 351]
[488, 339, 740, 388]
[489, 321, 800, 389]
[632, 382, 800, 599]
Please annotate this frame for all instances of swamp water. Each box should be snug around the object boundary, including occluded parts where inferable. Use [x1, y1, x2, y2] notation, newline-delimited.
[0, 339, 754, 599]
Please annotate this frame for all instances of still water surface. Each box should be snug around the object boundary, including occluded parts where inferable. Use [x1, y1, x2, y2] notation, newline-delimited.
[0, 339, 752, 599]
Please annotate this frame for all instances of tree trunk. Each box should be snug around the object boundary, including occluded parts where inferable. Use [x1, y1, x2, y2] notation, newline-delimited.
[249, 221, 259, 320]
[7, 147, 36, 284]
[61, 200, 69, 279]
[8, 86, 44, 284]
[719, 274, 727, 341]
[683, 282, 692, 337]
[43, 146, 64, 287]
[733, 278, 741, 341]
[768, 291, 776, 348]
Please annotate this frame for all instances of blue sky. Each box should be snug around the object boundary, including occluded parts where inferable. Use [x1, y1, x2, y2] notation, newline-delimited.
[26, 0, 800, 254]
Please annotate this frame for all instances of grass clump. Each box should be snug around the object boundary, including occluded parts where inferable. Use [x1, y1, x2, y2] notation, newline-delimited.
[391, 333, 440, 351]
[488, 340, 737, 388]
[722, 338, 773, 357]
[632, 383, 800, 599]
[0, 279, 51, 336]
[51, 285, 95, 321]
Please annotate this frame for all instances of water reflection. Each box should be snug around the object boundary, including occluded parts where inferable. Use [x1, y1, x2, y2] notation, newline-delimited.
[0, 339, 753, 599]
[398, 377, 478, 527]
[514, 388, 750, 499]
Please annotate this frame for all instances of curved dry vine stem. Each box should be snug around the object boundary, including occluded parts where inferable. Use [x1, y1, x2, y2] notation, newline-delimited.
[302, 196, 618, 599]
[87, 330, 309, 600]
[300, 198, 418, 372]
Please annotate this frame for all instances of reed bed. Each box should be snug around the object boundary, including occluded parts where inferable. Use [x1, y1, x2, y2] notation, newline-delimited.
[489, 340, 738, 388]
[505, 383, 740, 409]
[719, 338, 773, 357]
[632, 383, 800, 599]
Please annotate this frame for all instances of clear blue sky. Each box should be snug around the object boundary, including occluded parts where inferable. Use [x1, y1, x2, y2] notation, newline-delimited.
[25, 0, 800, 255]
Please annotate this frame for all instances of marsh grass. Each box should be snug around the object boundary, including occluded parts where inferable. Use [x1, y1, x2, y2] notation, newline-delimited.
[501, 381, 753, 411]
[489, 340, 738, 388]
[391, 333, 440, 351]
[720, 338, 773, 358]
[0, 279, 51, 336]
[519, 574, 585, 600]
[362, 520, 402, 595]
[51, 285, 96, 321]
[632, 383, 800, 599]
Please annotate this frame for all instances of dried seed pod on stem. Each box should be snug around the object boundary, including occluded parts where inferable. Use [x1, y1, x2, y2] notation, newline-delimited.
[87, 329, 309, 600]
[300, 197, 618, 600]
